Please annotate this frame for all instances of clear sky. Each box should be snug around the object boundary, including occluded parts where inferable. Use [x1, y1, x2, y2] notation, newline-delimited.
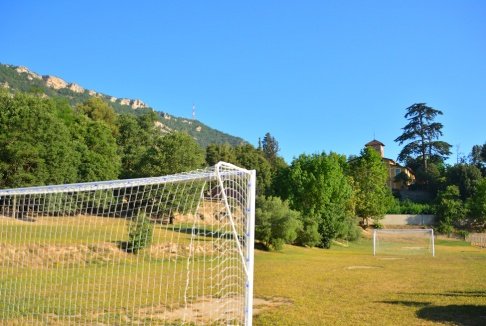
[1, 0, 485, 164]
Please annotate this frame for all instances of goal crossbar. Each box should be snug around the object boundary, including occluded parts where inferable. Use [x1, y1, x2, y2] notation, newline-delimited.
[0, 166, 247, 196]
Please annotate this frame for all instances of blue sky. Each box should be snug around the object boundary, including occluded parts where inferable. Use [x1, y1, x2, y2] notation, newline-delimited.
[1, 0, 485, 164]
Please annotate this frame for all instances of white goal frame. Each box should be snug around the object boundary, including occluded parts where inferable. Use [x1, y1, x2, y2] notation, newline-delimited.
[373, 228, 435, 257]
[0, 162, 255, 325]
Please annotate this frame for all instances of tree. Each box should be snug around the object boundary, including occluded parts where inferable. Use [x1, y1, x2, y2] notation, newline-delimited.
[259, 132, 289, 197]
[76, 97, 118, 135]
[405, 157, 445, 194]
[395, 103, 451, 173]
[138, 132, 205, 176]
[117, 113, 159, 178]
[205, 142, 274, 196]
[467, 178, 486, 230]
[255, 196, 302, 250]
[286, 152, 357, 248]
[205, 143, 237, 166]
[234, 144, 272, 196]
[436, 185, 466, 235]
[77, 119, 121, 182]
[349, 147, 393, 226]
[470, 143, 486, 175]
[261, 132, 280, 165]
[0, 92, 79, 187]
[445, 164, 482, 201]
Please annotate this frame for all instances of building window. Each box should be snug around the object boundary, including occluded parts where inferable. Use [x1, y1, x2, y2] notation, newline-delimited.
[395, 168, 401, 176]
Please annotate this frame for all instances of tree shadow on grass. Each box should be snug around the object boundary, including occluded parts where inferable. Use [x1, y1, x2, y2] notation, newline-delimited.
[416, 304, 486, 326]
[379, 300, 431, 307]
[397, 290, 486, 298]
[380, 299, 486, 326]
[169, 226, 240, 241]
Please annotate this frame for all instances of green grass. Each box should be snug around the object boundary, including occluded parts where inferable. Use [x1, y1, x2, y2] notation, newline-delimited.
[253, 238, 486, 325]
[1, 216, 485, 325]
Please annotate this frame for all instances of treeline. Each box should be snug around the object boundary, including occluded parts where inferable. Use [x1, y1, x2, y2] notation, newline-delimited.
[0, 91, 385, 250]
[208, 139, 393, 250]
[391, 103, 486, 236]
[1, 92, 485, 250]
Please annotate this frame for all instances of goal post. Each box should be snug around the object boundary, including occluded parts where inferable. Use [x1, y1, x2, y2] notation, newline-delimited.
[373, 228, 435, 257]
[0, 162, 256, 325]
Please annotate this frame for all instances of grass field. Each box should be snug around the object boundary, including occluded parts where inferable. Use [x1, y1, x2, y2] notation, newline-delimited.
[0, 216, 245, 325]
[253, 238, 486, 325]
[0, 216, 485, 325]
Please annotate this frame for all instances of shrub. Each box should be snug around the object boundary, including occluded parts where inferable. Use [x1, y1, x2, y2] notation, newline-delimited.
[126, 211, 153, 254]
[387, 199, 435, 215]
[295, 218, 321, 247]
[255, 196, 302, 250]
[373, 221, 383, 229]
[456, 229, 469, 240]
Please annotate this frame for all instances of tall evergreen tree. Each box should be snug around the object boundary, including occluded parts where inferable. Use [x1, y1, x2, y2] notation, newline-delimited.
[395, 103, 451, 172]
[261, 132, 280, 165]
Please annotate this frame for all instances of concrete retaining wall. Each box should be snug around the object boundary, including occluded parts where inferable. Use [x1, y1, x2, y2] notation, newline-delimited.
[381, 214, 437, 226]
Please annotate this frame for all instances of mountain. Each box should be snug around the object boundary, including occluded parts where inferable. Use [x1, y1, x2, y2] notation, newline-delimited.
[0, 63, 245, 148]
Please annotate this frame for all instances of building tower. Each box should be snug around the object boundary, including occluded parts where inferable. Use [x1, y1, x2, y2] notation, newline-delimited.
[365, 139, 385, 158]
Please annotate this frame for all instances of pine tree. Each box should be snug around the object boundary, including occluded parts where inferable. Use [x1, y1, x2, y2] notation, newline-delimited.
[395, 103, 451, 171]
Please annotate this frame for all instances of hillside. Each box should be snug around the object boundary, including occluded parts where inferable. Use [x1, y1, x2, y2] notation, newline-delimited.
[0, 63, 245, 148]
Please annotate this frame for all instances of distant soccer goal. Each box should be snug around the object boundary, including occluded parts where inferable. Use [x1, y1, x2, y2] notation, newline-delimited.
[373, 229, 435, 257]
[0, 162, 256, 325]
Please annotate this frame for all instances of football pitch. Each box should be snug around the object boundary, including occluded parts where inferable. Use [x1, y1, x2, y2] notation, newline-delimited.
[0, 215, 484, 325]
[253, 238, 486, 325]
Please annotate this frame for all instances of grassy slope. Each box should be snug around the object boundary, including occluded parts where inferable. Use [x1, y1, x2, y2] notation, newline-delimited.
[253, 239, 486, 325]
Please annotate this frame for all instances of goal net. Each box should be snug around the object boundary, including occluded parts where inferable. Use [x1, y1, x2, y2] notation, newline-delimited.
[373, 229, 435, 256]
[0, 162, 255, 325]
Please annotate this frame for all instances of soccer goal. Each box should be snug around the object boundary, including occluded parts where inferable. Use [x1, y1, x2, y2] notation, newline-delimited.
[373, 229, 435, 257]
[0, 162, 255, 325]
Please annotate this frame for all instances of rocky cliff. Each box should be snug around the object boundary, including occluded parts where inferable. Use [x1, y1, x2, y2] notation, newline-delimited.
[0, 63, 245, 148]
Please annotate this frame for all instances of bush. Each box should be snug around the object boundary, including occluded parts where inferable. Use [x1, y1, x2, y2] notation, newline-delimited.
[255, 196, 302, 250]
[295, 218, 321, 247]
[387, 199, 435, 215]
[126, 212, 153, 254]
[373, 221, 383, 229]
[456, 229, 469, 240]
[437, 222, 455, 237]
